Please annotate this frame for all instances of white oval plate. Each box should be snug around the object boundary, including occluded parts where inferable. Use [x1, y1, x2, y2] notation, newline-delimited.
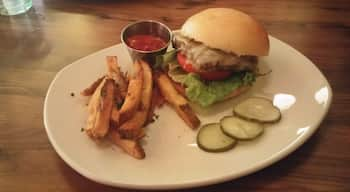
[44, 36, 332, 190]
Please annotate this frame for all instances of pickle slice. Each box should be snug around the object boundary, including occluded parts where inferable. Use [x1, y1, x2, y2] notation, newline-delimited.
[233, 97, 281, 123]
[220, 116, 264, 140]
[197, 123, 236, 152]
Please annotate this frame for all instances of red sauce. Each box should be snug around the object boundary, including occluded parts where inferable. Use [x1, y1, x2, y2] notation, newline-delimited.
[127, 34, 166, 51]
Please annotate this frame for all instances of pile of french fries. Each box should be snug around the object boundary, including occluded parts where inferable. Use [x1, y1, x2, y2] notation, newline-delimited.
[81, 56, 200, 159]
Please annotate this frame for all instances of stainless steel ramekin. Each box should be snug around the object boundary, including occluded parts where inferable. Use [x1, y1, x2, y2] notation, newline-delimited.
[121, 20, 172, 65]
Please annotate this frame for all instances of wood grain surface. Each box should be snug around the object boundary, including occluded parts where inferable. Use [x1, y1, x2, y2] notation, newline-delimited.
[1, 0, 349, 191]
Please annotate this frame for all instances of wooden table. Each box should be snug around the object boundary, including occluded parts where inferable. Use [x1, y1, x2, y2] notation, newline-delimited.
[1, 0, 349, 191]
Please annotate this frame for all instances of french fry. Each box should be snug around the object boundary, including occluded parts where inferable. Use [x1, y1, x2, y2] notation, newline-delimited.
[106, 56, 128, 98]
[85, 79, 115, 139]
[92, 79, 115, 137]
[113, 84, 124, 108]
[107, 56, 127, 121]
[155, 72, 200, 129]
[119, 60, 153, 139]
[172, 81, 186, 97]
[109, 129, 145, 159]
[111, 107, 120, 124]
[85, 78, 105, 137]
[118, 60, 143, 124]
[146, 83, 165, 124]
[80, 76, 105, 96]
[110, 83, 123, 125]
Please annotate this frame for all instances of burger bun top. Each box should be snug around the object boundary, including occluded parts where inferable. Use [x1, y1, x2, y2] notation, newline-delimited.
[181, 8, 269, 56]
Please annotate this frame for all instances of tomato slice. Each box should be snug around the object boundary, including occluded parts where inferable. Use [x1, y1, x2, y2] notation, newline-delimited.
[177, 52, 196, 73]
[177, 53, 232, 81]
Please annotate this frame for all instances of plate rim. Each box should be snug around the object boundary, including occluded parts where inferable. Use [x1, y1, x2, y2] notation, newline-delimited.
[43, 35, 333, 190]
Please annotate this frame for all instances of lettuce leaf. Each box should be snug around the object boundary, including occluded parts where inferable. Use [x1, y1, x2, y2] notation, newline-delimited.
[167, 61, 188, 83]
[154, 49, 177, 69]
[183, 72, 255, 107]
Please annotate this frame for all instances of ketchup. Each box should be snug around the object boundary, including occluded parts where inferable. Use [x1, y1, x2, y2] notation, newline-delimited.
[127, 34, 166, 51]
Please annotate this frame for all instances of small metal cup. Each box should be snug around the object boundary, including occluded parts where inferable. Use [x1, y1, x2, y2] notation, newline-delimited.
[121, 20, 172, 65]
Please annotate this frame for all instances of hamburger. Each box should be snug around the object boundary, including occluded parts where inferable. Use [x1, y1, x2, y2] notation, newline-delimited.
[159, 8, 269, 107]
